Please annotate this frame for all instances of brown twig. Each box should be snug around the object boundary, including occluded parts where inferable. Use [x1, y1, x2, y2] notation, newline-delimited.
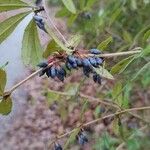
[48, 106, 150, 148]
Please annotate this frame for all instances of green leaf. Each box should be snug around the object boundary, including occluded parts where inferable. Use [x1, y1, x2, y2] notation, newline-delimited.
[97, 36, 113, 51]
[0, 11, 30, 44]
[93, 66, 114, 80]
[0, 96, 12, 115]
[65, 83, 79, 96]
[67, 34, 83, 48]
[22, 19, 42, 67]
[111, 56, 135, 74]
[112, 81, 123, 106]
[132, 62, 150, 81]
[64, 128, 80, 149]
[61, 0, 76, 14]
[55, 7, 70, 18]
[109, 8, 121, 27]
[58, 101, 68, 122]
[43, 40, 60, 58]
[47, 91, 60, 106]
[86, 0, 97, 9]
[142, 29, 150, 43]
[0, 69, 6, 96]
[45, 24, 72, 54]
[127, 138, 140, 150]
[123, 31, 132, 44]
[67, 14, 78, 27]
[0, 0, 29, 12]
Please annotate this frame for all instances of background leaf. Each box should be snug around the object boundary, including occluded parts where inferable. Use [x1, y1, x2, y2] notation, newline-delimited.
[0, 0, 29, 12]
[43, 40, 60, 58]
[97, 36, 113, 51]
[111, 56, 135, 74]
[61, 0, 76, 14]
[22, 19, 42, 67]
[0, 69, 6, 96]
[0, 96, 12, 115]
[64, 128, 80, 149]
[112, 81, 123, 107]
[0, 11, 30, 44]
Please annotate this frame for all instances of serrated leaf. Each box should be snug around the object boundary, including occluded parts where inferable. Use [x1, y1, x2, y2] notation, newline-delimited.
[0, 69, 6, 96]
[0, 11, 30, 44]
[111, 56, 135, 74]
[43, 40, 60, 58]
[61, 0, 76, 14]
[0, 96, 12, 115]
[0, 0, 29, 12]
[64, 128, 80, 149]
[22, 19, 42, 67]
[93, 67, 114, 80]
[97, 36, 113, 51]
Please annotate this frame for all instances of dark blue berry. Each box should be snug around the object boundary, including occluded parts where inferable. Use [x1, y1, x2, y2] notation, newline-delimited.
[93, 73, 101, 84]
[67, 55, 76, 64]
[54, 143, 63, 150]
[50, 66, 57, 78]
[77, 132, 88, 146]
[82, 58, 91, 67]
[88, 57, 97, 67]
[93, 73, 98, 82]
[39, 69, 46, 77]
[95, 57, 103, 65]
[66, 62, 72, 70]
[90, 48, 101, 54]
[72, 62, 78, 68]
[97, 75, 101, 84]
[46, 68, 51, 77]
[33, 15, 43, 22]
[83, 66, 92, 77]
[76, 58, 82, 66]
[83, 12, 92, 19]
[37, 61, 48, 68]
[56, 67, 66, 81]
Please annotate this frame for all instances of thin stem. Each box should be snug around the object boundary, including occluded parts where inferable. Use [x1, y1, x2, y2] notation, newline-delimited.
[95, 49, 141, 58]
[43, 0, 69, 45]
[5, 61, 57, 95]
[48, 89, 119, 108]
[58, 106, 150, 139]
[48, 88, 149, 124]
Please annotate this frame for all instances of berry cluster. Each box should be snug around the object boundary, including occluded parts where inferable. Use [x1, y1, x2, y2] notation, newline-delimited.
[38, 49, 104, 84]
